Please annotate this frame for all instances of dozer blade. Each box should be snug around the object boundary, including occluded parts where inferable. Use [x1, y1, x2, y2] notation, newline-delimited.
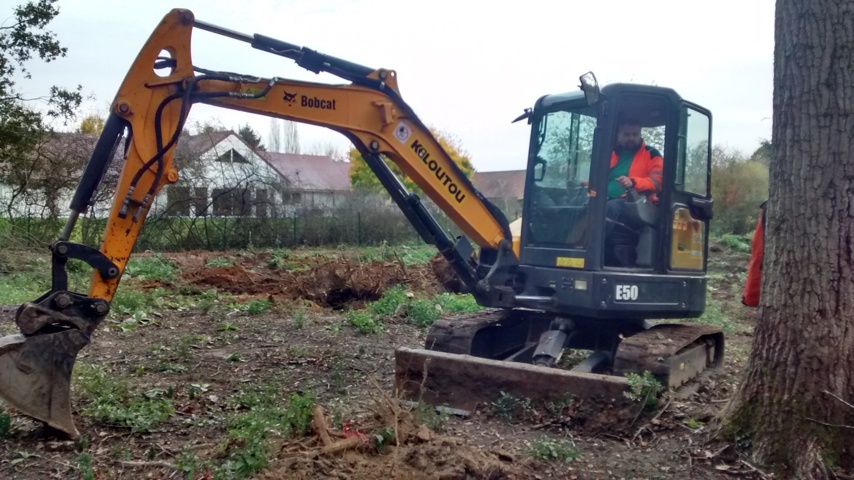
[396, 309, 633, 412]
[395, 347, 631, 413]
[0, 328, 90, 438]
[395, 312, 724, 413]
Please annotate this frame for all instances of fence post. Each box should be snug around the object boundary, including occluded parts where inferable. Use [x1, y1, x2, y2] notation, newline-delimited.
[292, 215, 297, 246]
[357, 211, 362, 245]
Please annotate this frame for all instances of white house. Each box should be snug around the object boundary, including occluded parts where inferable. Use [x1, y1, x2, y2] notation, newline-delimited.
[0, 130, 355, 221]
[152, 130, 287, 219]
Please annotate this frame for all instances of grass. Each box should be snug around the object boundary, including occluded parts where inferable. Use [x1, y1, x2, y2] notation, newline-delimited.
[347, 310, 382, 334]
[123, 255, 179, 281]
[216, 383, 315, 479]
[369, 284, 409, 316]
[0, 407, 11, 438]
[205, 257, 234, 268]
[0, 270, 49, 305]
[74, 364, 174, 432]
[245, 299, 272, 315]
[413, 401, 450, 431]
[693, 298, 735, 333]
[491, 391, 534, 421]
[527, 438, 579, 463]
[624, 371, 665, 410]
[0, 256, 89, 304]
[77, 451, 96, 480]
[717, 233, 753, 253]
[348, 285, 484, 333]
[267, 248, 292, 269]
[355, 242, 435, 265]
[685, 418, 705, 430]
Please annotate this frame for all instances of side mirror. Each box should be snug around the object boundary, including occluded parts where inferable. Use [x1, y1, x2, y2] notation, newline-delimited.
[534, 157, 547, 182]
[579, 71, 600, 105]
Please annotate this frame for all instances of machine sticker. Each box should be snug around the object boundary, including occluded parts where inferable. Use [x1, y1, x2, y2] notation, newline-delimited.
[615, 284, 639, 301]
[394, 122, 412, 143]
[283, 91, 298, 104]
[410, 139, 466, 204]
[556, 257, 584, 268]
[241, 86, 269, 99]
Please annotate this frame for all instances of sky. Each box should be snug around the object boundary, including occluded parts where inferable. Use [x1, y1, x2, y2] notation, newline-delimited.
[8, 0, 776, 172]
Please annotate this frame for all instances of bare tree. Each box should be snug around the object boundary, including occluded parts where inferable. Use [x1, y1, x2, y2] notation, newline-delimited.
[283, 120, 300, 154]
[306, 140, 342, 161]
[267, 118, 301, 154]
[268, 118, 282, 153]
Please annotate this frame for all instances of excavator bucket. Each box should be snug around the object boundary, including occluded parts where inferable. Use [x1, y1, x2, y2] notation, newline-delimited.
[0, 329, 89, 438]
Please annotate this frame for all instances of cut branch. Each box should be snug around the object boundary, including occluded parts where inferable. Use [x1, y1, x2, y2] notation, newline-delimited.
[118, 460, 177, 469]
[805, 417, 854, 430]
[823, 390, 854, 411]
[312, 405, 333, 447]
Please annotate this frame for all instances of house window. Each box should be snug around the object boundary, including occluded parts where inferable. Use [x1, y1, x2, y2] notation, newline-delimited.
[237, 188, 251, 217]
[215, 149, 249, 164]
[256, 189, 268, 218]
[284, 192, 302, 204]
[212, 188, 234, 216]
[211, 187, 254, 217]
[166, 186, 191, 217]
[193, 187, 209, 217]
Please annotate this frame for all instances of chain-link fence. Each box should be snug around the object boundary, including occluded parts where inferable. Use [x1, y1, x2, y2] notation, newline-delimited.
[0, 193, 464, 252]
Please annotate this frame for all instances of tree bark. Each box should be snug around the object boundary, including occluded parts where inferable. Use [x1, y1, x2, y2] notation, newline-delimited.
[723, 0, 854, 475]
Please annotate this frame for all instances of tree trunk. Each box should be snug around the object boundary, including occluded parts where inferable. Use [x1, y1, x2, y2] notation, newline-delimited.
[723, 0, 854, 475]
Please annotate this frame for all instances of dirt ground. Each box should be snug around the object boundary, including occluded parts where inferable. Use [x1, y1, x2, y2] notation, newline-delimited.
[0, 244, 764, 479]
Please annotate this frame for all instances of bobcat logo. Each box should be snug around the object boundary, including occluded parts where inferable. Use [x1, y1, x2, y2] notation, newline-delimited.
[283, 91, 297, 104]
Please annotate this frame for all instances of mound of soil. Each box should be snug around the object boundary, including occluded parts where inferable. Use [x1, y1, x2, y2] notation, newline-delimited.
[430, 254, 467, 294]
[260, 399, 537, 480]
[263, 437, 532, 480]
[180, 257, 448, 310]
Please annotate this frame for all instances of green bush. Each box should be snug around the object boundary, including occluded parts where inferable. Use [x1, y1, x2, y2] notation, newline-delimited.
[719, 233, 752, 253]
[711, 155, 768, 235]
[369, 284, 408, 316]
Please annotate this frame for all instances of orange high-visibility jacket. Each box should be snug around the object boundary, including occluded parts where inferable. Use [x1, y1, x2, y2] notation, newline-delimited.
[742, 200, 766, 307]
[609, 141, 664, 202]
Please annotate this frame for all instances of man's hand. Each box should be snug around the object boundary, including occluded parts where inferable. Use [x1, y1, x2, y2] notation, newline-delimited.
[616, 176, 634, 189]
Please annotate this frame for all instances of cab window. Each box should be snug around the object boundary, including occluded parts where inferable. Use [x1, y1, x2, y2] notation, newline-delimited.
[528, 104, 596, 247]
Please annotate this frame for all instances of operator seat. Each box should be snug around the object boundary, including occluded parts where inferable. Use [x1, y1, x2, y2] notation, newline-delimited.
[605, 190, 659, 268]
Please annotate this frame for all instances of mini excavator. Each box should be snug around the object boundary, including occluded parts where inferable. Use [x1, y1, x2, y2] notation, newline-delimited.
[0, 9, 722, 436]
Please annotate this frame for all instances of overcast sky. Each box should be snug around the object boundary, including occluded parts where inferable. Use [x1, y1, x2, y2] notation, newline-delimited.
[9, 0, 775, 172]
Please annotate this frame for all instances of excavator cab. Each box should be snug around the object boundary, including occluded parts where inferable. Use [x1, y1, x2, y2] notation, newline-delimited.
[514, 75, 714, 320]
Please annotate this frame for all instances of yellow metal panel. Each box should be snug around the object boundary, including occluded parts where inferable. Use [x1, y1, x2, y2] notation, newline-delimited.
[556, 257, 585, 268]
[670, 207, 704, 270]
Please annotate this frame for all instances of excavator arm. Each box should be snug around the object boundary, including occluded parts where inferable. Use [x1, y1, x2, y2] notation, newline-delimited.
[85, 9, 514, 302]
[0, 9, 515, 437]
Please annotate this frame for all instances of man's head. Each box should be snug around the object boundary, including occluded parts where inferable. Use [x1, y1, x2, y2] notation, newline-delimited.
[617, 119, 643, 151]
